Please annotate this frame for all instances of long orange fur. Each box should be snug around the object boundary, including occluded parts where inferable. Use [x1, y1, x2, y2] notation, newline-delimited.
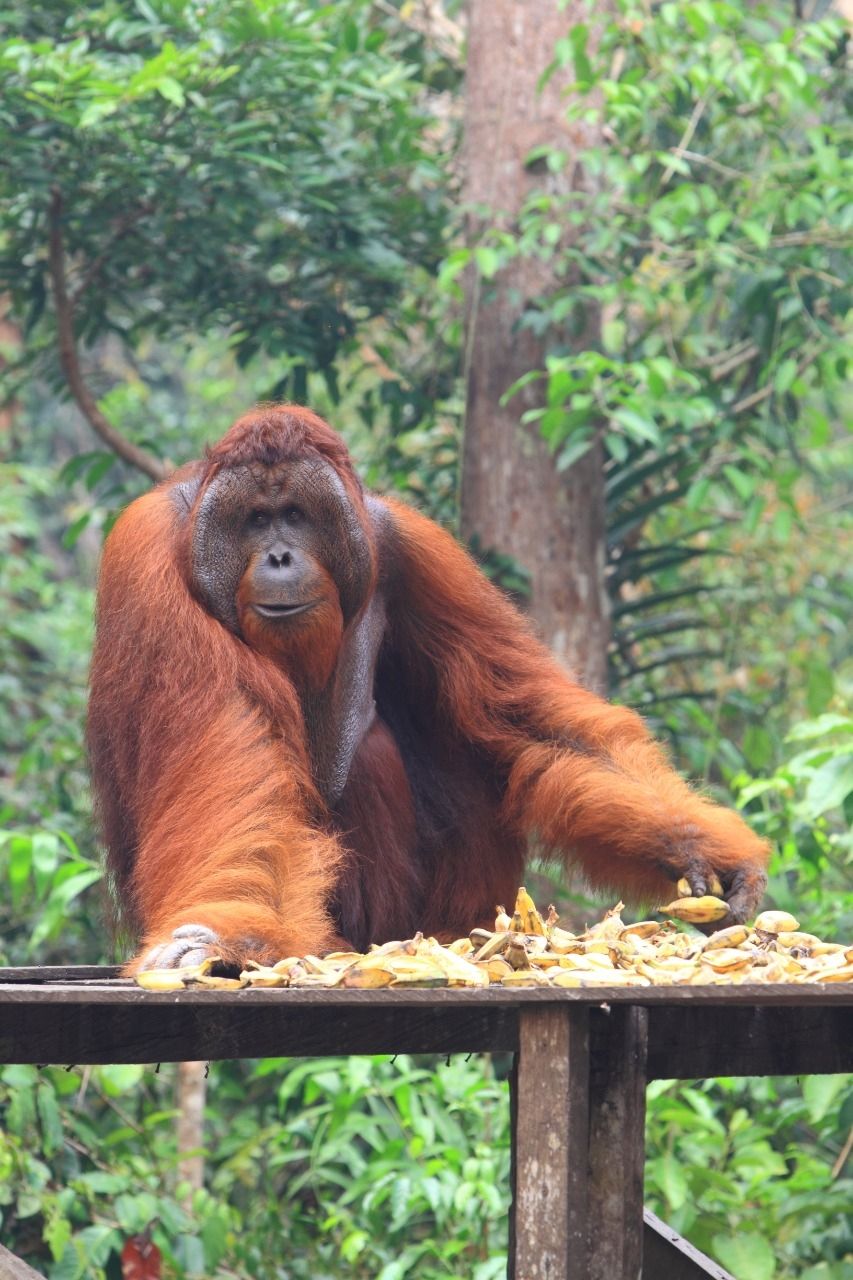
[88, 406, 769, 970]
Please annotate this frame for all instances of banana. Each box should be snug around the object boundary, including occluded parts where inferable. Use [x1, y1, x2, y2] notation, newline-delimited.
[473, 931, 510, 963]
[133, 886, 853, 994]
[583, 902, 625, 941]
[341, 967, 394, 988]
[485, 957, 513, 983]
[494, 906, 512, 932]
[135, 969, 191, 991]
[702, 925, 751, 951]
[500, 970, 550, 987]
[754, 910, 800, 934]
[701, 949, 752, 973]
[506, 939, 532, 970]
[620, 921, 663, 940]
[547, 927, 584, 954]
[661, 895, 730, 925]
[242, 965, 288, 987]
[136, 956, 224, 990]
[512, 885, 547, 936]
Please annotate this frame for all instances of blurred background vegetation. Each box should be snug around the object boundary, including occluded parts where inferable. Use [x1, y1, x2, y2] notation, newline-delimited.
[0, 0, 850, 1276]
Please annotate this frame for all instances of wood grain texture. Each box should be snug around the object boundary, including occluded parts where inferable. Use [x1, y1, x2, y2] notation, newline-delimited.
[0, 967, 124, 984]
[0, 981, 850, 1075]
[461, 0, 610, 684]
[587, 1006, 648, 1279]
[512, 1005, 590, 1280]
[0, 1241, 48, 1279]
[647, 1004, 853, 1079]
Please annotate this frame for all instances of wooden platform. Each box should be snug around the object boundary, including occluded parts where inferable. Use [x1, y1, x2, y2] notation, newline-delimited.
[1, 971, 851, 1279]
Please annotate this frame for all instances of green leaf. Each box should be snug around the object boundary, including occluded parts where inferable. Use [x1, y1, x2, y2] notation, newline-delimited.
[611, 408, 661, 446]
[557, 431, 594, 472]
[786, 714, 853, 742]
[712, 1232, 775, 1280]
[803, 755, 853, 816]
[474, 246, 500, 279]
[44, 1208, 72, 1263]
[9, 835, 32, 908]
[742, 220, 771, 249]
[802, 1075, 849, 1124]
[97, 1064, 146, 1096]
[62, 512, 91, 549]
[722, 465, 754, 501]
[569, 24, 591, 83]
[743, 725, 773, 770]
[36, 1082, 63, 1156]
[806, 664, 834, 716]
[774, 358, 798, 394]
[657, 1151, 689, 1210]
[78, 100, 118, 128]
[707, 210, 732, 238]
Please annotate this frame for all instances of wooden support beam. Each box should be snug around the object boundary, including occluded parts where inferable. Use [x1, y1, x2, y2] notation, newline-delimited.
[647, 1004, 853, 1078]
[587, 1006, 648, 1279]
[643, 1208, 735, 1279]
[510, 1005, 590, 1280]
[0, 983, 851, 1073]
[0, 994, 520, 1065]
[0, 1242, 48, 1279]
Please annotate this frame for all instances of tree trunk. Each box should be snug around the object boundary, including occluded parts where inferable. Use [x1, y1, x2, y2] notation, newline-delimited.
[176, 1061, 206, 1200]
[461, 0, 610, 692]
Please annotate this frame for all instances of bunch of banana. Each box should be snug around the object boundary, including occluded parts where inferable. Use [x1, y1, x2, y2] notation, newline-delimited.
[134, 886, 853, 991]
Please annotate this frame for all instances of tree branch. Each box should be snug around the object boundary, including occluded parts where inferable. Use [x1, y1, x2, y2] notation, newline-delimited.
[660, 93, 711, 187]
[70, 200, 154, 308]
[47, 187, 169, 483]
[731, 345, 821, 417]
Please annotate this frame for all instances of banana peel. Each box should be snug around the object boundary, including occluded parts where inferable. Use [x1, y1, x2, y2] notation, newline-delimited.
[133, 886, 853, 993]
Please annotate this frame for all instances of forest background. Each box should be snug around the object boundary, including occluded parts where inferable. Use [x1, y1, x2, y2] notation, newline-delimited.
[0, 1, 851, 1277]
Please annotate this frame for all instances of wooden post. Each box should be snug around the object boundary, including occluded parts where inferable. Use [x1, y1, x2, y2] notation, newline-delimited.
[510, 1004, 591, 1280]
[587, 1006, 648, 1279]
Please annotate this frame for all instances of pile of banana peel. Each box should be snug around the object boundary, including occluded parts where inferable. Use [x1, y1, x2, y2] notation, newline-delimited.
[135, 885, 853, 992]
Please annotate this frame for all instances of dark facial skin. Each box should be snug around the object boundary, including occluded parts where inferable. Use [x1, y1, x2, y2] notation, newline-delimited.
[240, 496, 328, 620]
[189, 456, 375, 637]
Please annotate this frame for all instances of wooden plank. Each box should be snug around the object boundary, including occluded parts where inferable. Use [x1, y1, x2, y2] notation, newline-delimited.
[2, 976, 853, 1006]
[587, 1006, 648, 1279]
[511, 1005, 590, 1280]
[643, 1208, 735, 1279]
[0, 1241, 49, 1279]
[0, 966, 123, 983]
[0, 983, 851, 1072]
[0, 996, 520, 1064]
[648, 1005, 853, 1079]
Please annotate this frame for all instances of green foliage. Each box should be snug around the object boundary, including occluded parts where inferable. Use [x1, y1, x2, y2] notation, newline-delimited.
[2, 1049, 851, 1278]
[0, 1056, 510, 1279]
[737, 707, 853, 936]
[0, 2, 850, 1276]
[646, 1073, 853, 1279]
[0, 829, 102, 965]
[508, 2, 850, 468]
[0, 464, 93, 834]
[444, 0, 852, 709]
[0, 0, 447, 435]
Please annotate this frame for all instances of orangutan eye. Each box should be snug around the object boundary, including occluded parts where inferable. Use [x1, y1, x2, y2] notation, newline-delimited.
[249, 509, 270, 528]
[283, 505, 304, 525]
